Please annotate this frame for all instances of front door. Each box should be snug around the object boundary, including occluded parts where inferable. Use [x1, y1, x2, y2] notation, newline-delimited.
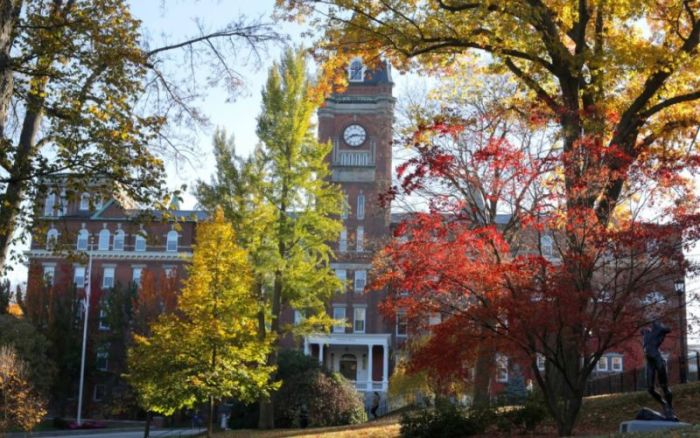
[339, 354, 357, 380]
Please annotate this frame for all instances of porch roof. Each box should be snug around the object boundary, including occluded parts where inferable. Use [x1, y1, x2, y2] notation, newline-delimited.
[306, 333, 391, 347]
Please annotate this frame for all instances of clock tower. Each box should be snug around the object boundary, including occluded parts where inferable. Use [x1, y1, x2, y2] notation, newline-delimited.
[304, 59, 396, 396]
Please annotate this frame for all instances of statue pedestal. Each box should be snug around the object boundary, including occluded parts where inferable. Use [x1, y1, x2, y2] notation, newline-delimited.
[619, 420, 691, 433]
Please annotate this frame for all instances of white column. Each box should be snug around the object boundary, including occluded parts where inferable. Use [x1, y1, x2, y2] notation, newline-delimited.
[319, 343, 324, 366]
[382, 342, 389, 391]
[367, 344, 373, 388]
[304, 337, 309, 356]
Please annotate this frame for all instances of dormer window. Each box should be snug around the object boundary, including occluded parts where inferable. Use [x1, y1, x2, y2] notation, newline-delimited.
[79, 193, 90, 211]
[348, 58, 364, 82]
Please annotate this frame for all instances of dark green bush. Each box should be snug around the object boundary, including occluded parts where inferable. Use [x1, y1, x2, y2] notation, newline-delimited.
[273, 350, 366, 428]
[400, 402, 490, 438]
[494, 393, 549, 434]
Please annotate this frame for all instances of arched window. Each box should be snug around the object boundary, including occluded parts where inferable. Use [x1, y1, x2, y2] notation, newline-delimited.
[46, 229, 58, 250]
[348, 59, 364, 82]
[77, 229, 88, 250]
[98, 228, 110, 251]
[134, 233, 146, 252]
[113, 230, 125, 251]
[166, 230, 178, 252]
[541, 235, 554, 258]
[79, 193, 90, 211]
[357, 192, 365, 220]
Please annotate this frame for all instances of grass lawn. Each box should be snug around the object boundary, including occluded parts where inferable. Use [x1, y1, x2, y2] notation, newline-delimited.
[215, 382, 700, 437]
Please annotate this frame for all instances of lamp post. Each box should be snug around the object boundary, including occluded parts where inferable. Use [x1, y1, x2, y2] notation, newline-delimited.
[76, 237, 94, 425]
[674, 278, 687, 384]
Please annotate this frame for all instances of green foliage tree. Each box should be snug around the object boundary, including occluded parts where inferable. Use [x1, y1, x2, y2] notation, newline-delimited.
[126, 209, 276, 438]
[0, 0, 282, 272]
[195, 48, 344, 429]
[0, 314, 52, 397]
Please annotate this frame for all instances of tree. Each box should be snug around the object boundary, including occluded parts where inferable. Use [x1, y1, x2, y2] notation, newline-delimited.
[0, 279, 9, 314]
[0, 0, 282, 272]
[0, 346, 47, 434]
[280, 2, 700, 435]
[126, 209, 276, 438]
[195, 48, 344, 429]
[0, 314, 52, 396]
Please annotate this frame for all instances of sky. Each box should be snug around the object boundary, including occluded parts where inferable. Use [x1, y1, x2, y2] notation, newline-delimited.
[7, 1, 700, 344]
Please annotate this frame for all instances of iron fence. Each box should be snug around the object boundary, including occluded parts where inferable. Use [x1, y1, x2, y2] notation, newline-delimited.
[584, 351, 700, 396]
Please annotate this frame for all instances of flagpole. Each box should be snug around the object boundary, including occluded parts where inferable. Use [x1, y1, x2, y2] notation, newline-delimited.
[76, 238, 93, 426]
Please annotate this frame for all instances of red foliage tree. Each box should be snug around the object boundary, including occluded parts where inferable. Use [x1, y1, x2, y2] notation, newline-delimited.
[372, 95, 700, 434]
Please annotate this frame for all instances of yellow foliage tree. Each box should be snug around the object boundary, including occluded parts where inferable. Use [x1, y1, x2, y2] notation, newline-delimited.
[0, 346, 46, 434]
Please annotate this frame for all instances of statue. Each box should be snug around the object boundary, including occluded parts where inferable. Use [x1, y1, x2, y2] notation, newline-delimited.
[638, 320, 677, 421]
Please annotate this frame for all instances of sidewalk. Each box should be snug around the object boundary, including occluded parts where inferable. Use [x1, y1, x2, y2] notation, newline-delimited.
[6, 427, 205, 438]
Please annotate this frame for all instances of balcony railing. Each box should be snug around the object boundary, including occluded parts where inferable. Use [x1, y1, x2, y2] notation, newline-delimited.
[353, 380, 388, 392]
[331, 139, 375, 167]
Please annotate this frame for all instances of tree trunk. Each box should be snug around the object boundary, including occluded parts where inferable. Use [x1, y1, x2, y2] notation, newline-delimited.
[208, 395, 214, 438]
[143, 411, 151, 438]
[472, 339, 494, 407]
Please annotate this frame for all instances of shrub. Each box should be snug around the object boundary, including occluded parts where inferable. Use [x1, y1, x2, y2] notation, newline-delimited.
[272, 350, 366, 428]
[400, 402, 490, 438]
[494, 393, 549, 434]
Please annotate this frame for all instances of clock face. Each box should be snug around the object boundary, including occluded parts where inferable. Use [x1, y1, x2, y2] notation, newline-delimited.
[343, 124, 367, 147]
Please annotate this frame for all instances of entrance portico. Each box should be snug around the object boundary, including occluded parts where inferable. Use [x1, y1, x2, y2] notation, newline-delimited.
[304, 333, 391, 392]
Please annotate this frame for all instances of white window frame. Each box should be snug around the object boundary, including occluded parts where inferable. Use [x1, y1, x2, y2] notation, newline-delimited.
[496, 354, 509, 382]
[332, 306, 346, 334]
[77, 229, 88, 251]
[357, 192, 365, 220]
[98, 308, 110, 331]
[335, 269, 347, 292]
[74, 266, 86, 288]
[166, 230, 178, 252]
[597, 356, 608, 372]
[102, 267, 115, 289]
[348, 58, 365, 82]
[541, 235, 554, 258]
[341, 194, 349, 219]
[132, 267, 142, 287]
[59, 190, 67, 216]
[46, 229, 58, 250]
[98, 228, 110, 251]
[354, 307, 366, 333]
[113, 230, 125, 251]
[611, 356, 623, 372]
[339, 228, 347, 252]
[43, 265, 55, 286]
[396, 309, 408, 337]
[44, 193, 56, 216]
[80, 192, 90, 211]
[164, 266, 176, 279]
[356, 226, 364, 252]
[96, 351, 109, 371]
[536, 354, 546, 372]
[354, 270, 367, 293]
[134, 233, 146, 252]
[294, 310, 304, 325]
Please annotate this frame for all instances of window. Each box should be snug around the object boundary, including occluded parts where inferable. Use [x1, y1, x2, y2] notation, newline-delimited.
[339, 228, 347, 252]
[93, 384, 105, 401]
[294, 310, 304, 325]
[536, 354, 546, 372]
[496, 355, 509, 382]
[77, 229, 88, 251]
[164, 266, 176, 278]
[333, 307, 346, 333]
[44, 193, 56, 216]
[43, 265, 55, 286]
[132, 267, 142, 287]
[354, 270, 367, 293]
[59, 190, 67, 216]
[642, 291, 667, 305]
[354, 307, 366, 333]
[611, 356, 623, 372]
[98, 308, 109, 331]
[336, 269, 347, 292]
[396, 310, 407, 337]
[74, 266, 86, 288]
[597, 357, 608, 372]
[428, 313, 441, 326]
[341, 194, 349, 219]
[113, 230, 125, 251]
[102, 267, 115, 289]
[357, 192, 365, 220]
[166, 230, 178, 252]
[80, 192, 90, 211]
[348, 58, 364, 82]
[46, 229, 58, 250]
[356, 226, 364, 252]
[96, 351, 108, 371]
[134, 233, 146, 252]
[98, 228, 110, 251]
[541, 235, 554, 258]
